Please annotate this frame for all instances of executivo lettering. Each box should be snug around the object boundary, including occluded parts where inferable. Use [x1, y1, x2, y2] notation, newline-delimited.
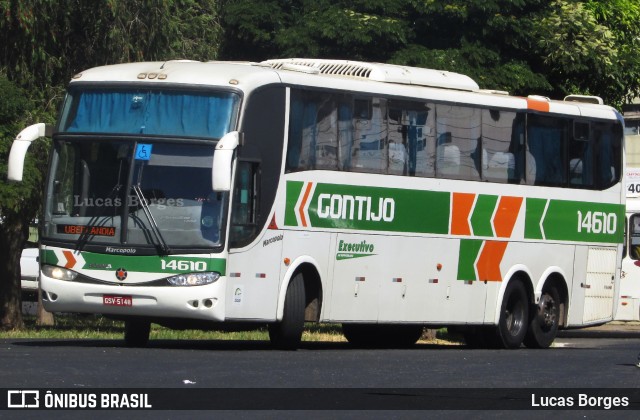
[336, 239, 376, 260]
[317, 194, 395, 222]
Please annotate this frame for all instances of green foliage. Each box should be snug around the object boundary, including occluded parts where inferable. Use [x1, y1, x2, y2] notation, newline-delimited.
[1, 0, 221, 94]
[0, 76, 42, 216]
[220, 0, 412, 61]
[221, 0, 640, 106]
[0, 0, 223, 329]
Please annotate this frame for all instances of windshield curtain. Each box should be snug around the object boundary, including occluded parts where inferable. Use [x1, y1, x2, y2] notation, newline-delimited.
[45, 139, 225, 251]
[63, 89, 238, 138]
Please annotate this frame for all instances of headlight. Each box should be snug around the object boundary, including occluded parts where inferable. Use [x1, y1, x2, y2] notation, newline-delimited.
[42, 264, 78, 281]
[167, 272, 220, 286]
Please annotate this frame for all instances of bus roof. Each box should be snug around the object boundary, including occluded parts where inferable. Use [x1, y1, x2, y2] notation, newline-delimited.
[70, 59, 620, 121]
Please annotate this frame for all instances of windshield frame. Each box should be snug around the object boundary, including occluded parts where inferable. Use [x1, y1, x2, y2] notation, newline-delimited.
[43, 133, 230, 256]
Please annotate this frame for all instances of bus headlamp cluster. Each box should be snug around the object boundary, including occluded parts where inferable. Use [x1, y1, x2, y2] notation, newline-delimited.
[42, 265, 78, 281]
[167, 272, 220, 287]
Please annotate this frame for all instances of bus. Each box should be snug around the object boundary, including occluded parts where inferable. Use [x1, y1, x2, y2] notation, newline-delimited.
[619, 103, 640, 321]
[7, 59, 625, 349]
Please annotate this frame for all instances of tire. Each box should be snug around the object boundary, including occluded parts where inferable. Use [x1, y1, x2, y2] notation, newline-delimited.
[269, 273, 305, 350]
[342, 324, 423, 348]
[523, 285, 561, 349]
[124, 319, 151, 348]
[495, 280, 529, 349]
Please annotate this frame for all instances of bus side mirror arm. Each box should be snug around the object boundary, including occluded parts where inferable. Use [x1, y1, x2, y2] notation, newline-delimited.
[212, 131, 241, 192]
[7, 123, 53, 182]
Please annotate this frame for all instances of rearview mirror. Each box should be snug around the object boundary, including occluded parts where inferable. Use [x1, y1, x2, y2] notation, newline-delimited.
[212, 131, 240, 192]
[7, 123, 53, 181]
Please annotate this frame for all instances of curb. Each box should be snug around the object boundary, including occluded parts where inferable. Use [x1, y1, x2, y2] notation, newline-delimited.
[557, 322, 640, 339]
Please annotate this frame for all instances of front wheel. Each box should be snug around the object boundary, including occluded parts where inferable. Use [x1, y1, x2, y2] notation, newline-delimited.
[268, 273, 305, 350]
[495, 280, 529, 349]
[124, 319, 151, 348]
[523, 285, 561, 348]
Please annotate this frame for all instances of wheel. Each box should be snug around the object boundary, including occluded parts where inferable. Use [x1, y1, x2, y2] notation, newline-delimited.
[495, 280, 529, 349]
[269, 273, 305, 350]
[523, 285, 561, 348]
[342, 324, 423, 348]
[124, 319, 151, 348]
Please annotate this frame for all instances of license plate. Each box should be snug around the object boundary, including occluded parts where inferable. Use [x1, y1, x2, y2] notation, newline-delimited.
[103, 295, 133, 307]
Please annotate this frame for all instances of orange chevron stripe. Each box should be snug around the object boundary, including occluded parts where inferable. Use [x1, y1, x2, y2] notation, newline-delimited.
[298, 182, 313, 227]
[451, 193, 475, 235]
[62, 250, 77, 269]
[476, 241, 508, 282]
[493, 196, 523, 238]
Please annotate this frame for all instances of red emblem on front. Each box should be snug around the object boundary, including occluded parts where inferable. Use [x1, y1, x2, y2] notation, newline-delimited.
[115, 268, 128, 281]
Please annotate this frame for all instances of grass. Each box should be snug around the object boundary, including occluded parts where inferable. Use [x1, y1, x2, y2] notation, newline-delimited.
[0, 313, 461, 345]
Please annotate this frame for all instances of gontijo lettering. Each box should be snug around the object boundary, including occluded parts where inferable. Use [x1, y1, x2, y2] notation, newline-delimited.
[317, 193, 395, 222]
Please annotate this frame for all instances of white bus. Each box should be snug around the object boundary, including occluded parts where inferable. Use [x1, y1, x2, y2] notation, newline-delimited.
[619, 106, 640, 321]
[8, 59, 625, 349]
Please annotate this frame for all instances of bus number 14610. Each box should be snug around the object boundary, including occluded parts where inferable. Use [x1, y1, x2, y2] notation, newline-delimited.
[577, 211, 617, 234]
[161, 260, 207, 271]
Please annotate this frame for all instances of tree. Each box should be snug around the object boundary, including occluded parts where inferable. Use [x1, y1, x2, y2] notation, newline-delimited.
[0, 0, 222, 329]
[220, 0, 640, 106]
[0, 76, 47, 329]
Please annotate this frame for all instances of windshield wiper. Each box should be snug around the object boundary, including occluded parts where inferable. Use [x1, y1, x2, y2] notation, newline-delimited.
[131, 184, 171, 255]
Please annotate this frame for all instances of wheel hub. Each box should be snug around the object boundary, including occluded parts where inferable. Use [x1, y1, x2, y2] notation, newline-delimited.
[537, 294, 557, 328]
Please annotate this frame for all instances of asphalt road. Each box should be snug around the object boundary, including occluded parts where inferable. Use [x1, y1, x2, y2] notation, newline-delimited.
[1, 328, 639, 388]
[2, 324, 640, 418]
[0, 328, 640, 420]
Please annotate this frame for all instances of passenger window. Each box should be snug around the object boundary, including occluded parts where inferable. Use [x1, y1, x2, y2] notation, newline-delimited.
[435, 105, 481, 180]
[527, 115, 568, 186]
[482, 110, 520, 183]
[351, 98, 388, 174]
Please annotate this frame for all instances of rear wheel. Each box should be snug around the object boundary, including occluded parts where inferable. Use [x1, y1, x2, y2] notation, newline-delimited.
[269, 273, 305, 350]
[523, 285, 561, 348]
[495, 280, 529, 349]
[124, 319, 151, 348]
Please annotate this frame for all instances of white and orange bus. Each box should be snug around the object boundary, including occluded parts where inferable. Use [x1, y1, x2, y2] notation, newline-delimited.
[8, 59, 625, 348]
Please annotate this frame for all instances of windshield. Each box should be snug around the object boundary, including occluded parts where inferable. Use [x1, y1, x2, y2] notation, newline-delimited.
[59, 88, 239, 139]
[44, 139, 226, 251]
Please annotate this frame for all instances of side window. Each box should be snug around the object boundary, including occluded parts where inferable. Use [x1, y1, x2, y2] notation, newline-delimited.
[351, 98, 388, 174]
[435, 104, 481, 181]
[286, 90, 342, 172]
[527, 115, 568, 186]
[481, 110, 521, 183]
[387, 101, 434, 177]
[568, 121, 593, 188]
[315, 99, 339, 170]
[286, 91, 321, 172]
[593, 121, 622, 189]
[230, 161, 258, 248]
[630, 214, 640, 260]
